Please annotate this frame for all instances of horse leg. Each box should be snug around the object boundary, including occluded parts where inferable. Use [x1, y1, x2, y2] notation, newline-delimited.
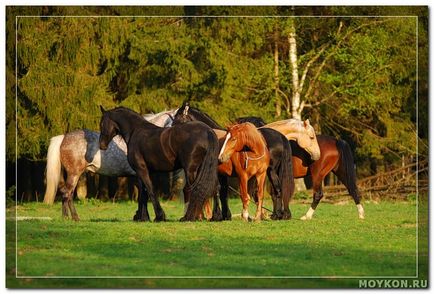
[135, 168, 166, 222]
[218, 175, 231, 220]
[133, 179, 150, 222]
[254, 172, 267, 221]
[181, 159, 207, 221]
[238, 175, 251, 221]
[60, 173, 81, 221]
[267, 169, 284, 220]
[210, 192, 223, 222]
[333, 170, 365, 219]
[181, 185, 194, 221]
[301, 182, 323, 221]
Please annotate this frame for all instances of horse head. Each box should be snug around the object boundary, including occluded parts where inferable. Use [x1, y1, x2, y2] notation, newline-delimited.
[296, 119, 321, 160]
[99, 107, 119, 150]
[218, 123, 263, 163]
[173, 101, 193, 125]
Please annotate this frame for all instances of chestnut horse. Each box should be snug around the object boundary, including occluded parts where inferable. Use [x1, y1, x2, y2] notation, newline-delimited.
[240, 116, 365, 220]
[218, 122, 270, 221]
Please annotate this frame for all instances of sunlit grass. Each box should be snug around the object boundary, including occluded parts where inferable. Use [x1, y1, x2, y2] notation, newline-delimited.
[6, 198, 426, 288]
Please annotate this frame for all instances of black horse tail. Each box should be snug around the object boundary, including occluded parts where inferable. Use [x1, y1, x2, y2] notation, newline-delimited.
[336, 139, 360, 204]
[185, 130, 220, 219]
[280, 137, 295, 218]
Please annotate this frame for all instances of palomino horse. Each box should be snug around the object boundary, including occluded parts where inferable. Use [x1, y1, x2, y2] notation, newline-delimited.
[99, 106, 219, 222]
[260, 119, 321, 161]
[218, 122, 270, 221]
[173, 103, 295, 220]
[240, 116, 365, 220]
[43, 109, 177, 207]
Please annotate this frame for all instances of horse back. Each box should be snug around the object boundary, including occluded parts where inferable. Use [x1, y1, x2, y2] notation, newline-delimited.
[129, 121, 216, 172]
[170, 121, 217, 149]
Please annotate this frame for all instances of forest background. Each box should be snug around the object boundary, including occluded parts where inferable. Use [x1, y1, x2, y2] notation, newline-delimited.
[5, 6, 428, 201]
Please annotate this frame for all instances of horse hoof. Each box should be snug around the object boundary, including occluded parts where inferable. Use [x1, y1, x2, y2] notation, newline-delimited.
[282, 213, 292, 220]
[300, 215, 311, 221]
[359, 214, 365, 220]
[72, 215, 80, 221]
[133, 215, 150, 222]
[154, 214, 167, 222]
[210, 215, 223, 222]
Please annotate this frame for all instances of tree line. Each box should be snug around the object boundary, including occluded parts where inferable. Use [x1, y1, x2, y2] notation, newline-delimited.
[6, 6, 428, 199]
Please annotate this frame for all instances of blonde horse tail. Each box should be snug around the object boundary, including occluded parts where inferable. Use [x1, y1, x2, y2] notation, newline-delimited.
[43, 135, 64, 204]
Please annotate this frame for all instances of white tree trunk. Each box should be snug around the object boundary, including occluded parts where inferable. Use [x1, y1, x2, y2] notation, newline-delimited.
[274, 34, 281, 118]
[289, 25, 306, 191]
[288, 30, 302, 120]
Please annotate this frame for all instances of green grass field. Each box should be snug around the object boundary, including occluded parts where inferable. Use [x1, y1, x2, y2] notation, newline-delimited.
[6, 197, 428, 288]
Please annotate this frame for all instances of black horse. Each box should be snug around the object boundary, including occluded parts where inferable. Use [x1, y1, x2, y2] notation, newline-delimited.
[174, 102, 294, 220]
[99, 106, 220, 222]
[238, 116, 364, 220]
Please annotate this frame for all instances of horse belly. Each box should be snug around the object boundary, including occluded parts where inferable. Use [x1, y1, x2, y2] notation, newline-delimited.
[88, 147, 136, 177]
[146, 157, 176, 172]
[292, 157, 309, 178]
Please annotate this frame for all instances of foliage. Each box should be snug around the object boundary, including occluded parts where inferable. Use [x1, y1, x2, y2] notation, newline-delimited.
[6, 6, 427, 173]
[6, 186, 16, 208]
[7, 199, 426, 288]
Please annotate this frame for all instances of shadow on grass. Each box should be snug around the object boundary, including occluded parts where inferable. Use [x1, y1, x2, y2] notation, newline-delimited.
[88, 218, 183, 223]
[89, 218, 123, 223]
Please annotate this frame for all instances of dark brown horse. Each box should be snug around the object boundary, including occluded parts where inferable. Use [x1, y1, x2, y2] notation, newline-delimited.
[239, 116, 365, 220]
[98, 106, 219, 222]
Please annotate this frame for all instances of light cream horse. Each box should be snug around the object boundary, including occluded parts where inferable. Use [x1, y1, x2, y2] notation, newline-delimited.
[261, 119, 321, 161]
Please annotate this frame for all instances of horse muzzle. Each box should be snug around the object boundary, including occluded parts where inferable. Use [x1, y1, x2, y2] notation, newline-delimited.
[99, 141, 109, 150]
[310, 150, 321, 161]
[218, 153, 231, 163]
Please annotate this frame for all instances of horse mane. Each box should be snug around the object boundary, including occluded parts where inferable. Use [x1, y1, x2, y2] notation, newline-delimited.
[228, 122, 267, 150]
[264, 118, 308, 133]
[236, 116, 267, 127]
[177, 104, 225, 130]
[109, 107, 159, 128]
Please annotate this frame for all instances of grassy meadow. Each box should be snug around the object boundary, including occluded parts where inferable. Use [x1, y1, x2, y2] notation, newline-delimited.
[6, 196, 428, 288]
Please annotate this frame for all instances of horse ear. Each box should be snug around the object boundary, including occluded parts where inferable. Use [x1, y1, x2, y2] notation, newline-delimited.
[100, 105, 106, 114]
[304, 119, 310, 127]
[182, 101, 190, 115]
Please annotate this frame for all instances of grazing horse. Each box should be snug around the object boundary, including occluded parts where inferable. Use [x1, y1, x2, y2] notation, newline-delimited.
[240, 116, 365, 220]
[218, 123, 270, 221]
[99, 106, 219, 222]
[43, 109, 178, 219]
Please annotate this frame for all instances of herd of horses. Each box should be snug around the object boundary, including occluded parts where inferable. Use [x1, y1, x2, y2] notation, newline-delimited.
[43, 102, 365, 222]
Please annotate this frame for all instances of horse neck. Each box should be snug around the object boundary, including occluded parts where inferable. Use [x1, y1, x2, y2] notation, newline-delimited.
[239, 128, 267, 157]
[191, 109, 225, 130]
[265, 120, 305, 140]
[111, 111, 154, 143]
